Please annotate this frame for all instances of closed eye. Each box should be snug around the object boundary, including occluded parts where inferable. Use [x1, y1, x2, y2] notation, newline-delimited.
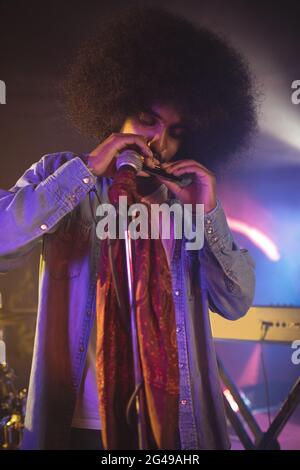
[137, 109, 189, 139]
[138, 111, 157, 126]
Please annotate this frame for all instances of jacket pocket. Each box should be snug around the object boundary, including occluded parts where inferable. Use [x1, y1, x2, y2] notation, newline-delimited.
[44, 216, 91, 280]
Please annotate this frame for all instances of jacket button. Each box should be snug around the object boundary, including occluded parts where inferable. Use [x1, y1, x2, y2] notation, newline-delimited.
[82, 177, 90, 184]
[174, 289, 180, 296]
[180, 399, 188, 406]
[40, 223, 48, 231]
[79, 345, 84, 352]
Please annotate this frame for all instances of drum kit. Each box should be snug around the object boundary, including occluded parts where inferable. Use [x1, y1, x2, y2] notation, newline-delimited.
[0, 311, 28, 450]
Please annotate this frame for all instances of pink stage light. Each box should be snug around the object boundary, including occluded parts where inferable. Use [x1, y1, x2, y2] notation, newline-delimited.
[223, 388, 239, 412]
[228, 218, 280, 261]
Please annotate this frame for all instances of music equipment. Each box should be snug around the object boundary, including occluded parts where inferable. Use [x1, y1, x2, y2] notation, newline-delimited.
[210, 306, 300, 342]
[210, 306, 300, 449]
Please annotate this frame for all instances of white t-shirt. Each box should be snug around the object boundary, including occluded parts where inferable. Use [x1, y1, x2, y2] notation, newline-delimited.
[72, 184, 173, 430]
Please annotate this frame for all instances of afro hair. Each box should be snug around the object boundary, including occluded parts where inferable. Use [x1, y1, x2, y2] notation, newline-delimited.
[63, 5, 257, 169]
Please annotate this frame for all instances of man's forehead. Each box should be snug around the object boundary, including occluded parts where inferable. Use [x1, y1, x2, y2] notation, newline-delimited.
[146, 103, 187, 127]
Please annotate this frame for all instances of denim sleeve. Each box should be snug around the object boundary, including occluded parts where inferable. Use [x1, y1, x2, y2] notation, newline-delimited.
[0, 152, 96, 272]
[199, 201, 256, 320]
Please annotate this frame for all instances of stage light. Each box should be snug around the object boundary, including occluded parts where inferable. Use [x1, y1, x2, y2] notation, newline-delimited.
[258, 79, 300, 157]
[223, 388, 239, 412]
[228, 217, 280, 261]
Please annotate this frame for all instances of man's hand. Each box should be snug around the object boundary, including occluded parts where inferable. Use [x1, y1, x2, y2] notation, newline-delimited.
[158, 159, 217, 214]
[86, 133, 159, 177]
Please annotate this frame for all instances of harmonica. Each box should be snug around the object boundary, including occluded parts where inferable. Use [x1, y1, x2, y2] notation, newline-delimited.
[142, 164, 192, 187]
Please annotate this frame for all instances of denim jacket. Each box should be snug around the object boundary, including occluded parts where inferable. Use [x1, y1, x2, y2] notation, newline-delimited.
[0, 151, 255, 449]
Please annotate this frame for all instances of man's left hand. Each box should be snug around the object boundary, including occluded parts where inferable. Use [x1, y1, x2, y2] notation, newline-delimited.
[158, 159, 217, 214]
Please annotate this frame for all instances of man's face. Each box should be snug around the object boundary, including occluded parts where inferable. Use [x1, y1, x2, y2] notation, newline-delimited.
[120, 103, 188, 163]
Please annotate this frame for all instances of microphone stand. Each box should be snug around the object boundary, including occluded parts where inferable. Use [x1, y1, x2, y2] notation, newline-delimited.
[123, 228, 148, 450]
[114, 147, 192, 449]
[116, 150, 149, 450]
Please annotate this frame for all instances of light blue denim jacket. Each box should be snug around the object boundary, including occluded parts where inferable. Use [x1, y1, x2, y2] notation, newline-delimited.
[0, 151, 255, 450]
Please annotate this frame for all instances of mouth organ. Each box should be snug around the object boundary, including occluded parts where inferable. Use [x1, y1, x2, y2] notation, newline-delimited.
[142, 164, 192, 187]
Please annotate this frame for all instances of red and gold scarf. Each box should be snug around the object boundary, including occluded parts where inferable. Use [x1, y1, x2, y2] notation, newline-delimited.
[95, 168, 179, 450]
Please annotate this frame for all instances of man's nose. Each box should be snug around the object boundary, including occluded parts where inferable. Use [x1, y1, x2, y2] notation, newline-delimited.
[148, 129, 168, 157]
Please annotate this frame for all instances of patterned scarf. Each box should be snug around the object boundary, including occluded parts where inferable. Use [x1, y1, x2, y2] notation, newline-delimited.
[95, 168, 179, 450]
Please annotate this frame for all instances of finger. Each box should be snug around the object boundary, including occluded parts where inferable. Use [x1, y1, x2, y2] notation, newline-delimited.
[144, 155, 161, 168]
[162, 165, 200, 176]
[164, 163, 214, 179]
[155, 175, 183, 198]
[115, 134, 154, 158]
[162, 160, 212, 174]
[171, 168, 214, 185]
[171, 166, 207, 175]
[113, 132, 149, 141]
[161, 159, 196, 169]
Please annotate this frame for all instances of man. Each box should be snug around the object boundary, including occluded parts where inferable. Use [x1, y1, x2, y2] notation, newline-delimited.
[0, 7, 256, 449]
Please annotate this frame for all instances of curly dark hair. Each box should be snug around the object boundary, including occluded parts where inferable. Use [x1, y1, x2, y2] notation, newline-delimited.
[63, 6, 257, 169]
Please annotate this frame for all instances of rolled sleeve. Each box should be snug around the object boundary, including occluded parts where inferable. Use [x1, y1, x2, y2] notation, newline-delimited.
[200, 200, 255, 320]
[0, 153, 97, 268]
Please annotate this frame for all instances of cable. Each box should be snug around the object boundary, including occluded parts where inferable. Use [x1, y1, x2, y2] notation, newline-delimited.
[126, 380, 144, 429]
[260, 323, 272, 426]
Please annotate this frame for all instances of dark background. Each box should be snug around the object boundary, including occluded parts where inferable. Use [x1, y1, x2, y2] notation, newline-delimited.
[1, 0, 300, 188]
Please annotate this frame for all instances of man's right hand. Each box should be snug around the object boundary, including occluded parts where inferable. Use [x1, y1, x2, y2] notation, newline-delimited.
[86, 133, 159, 177]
